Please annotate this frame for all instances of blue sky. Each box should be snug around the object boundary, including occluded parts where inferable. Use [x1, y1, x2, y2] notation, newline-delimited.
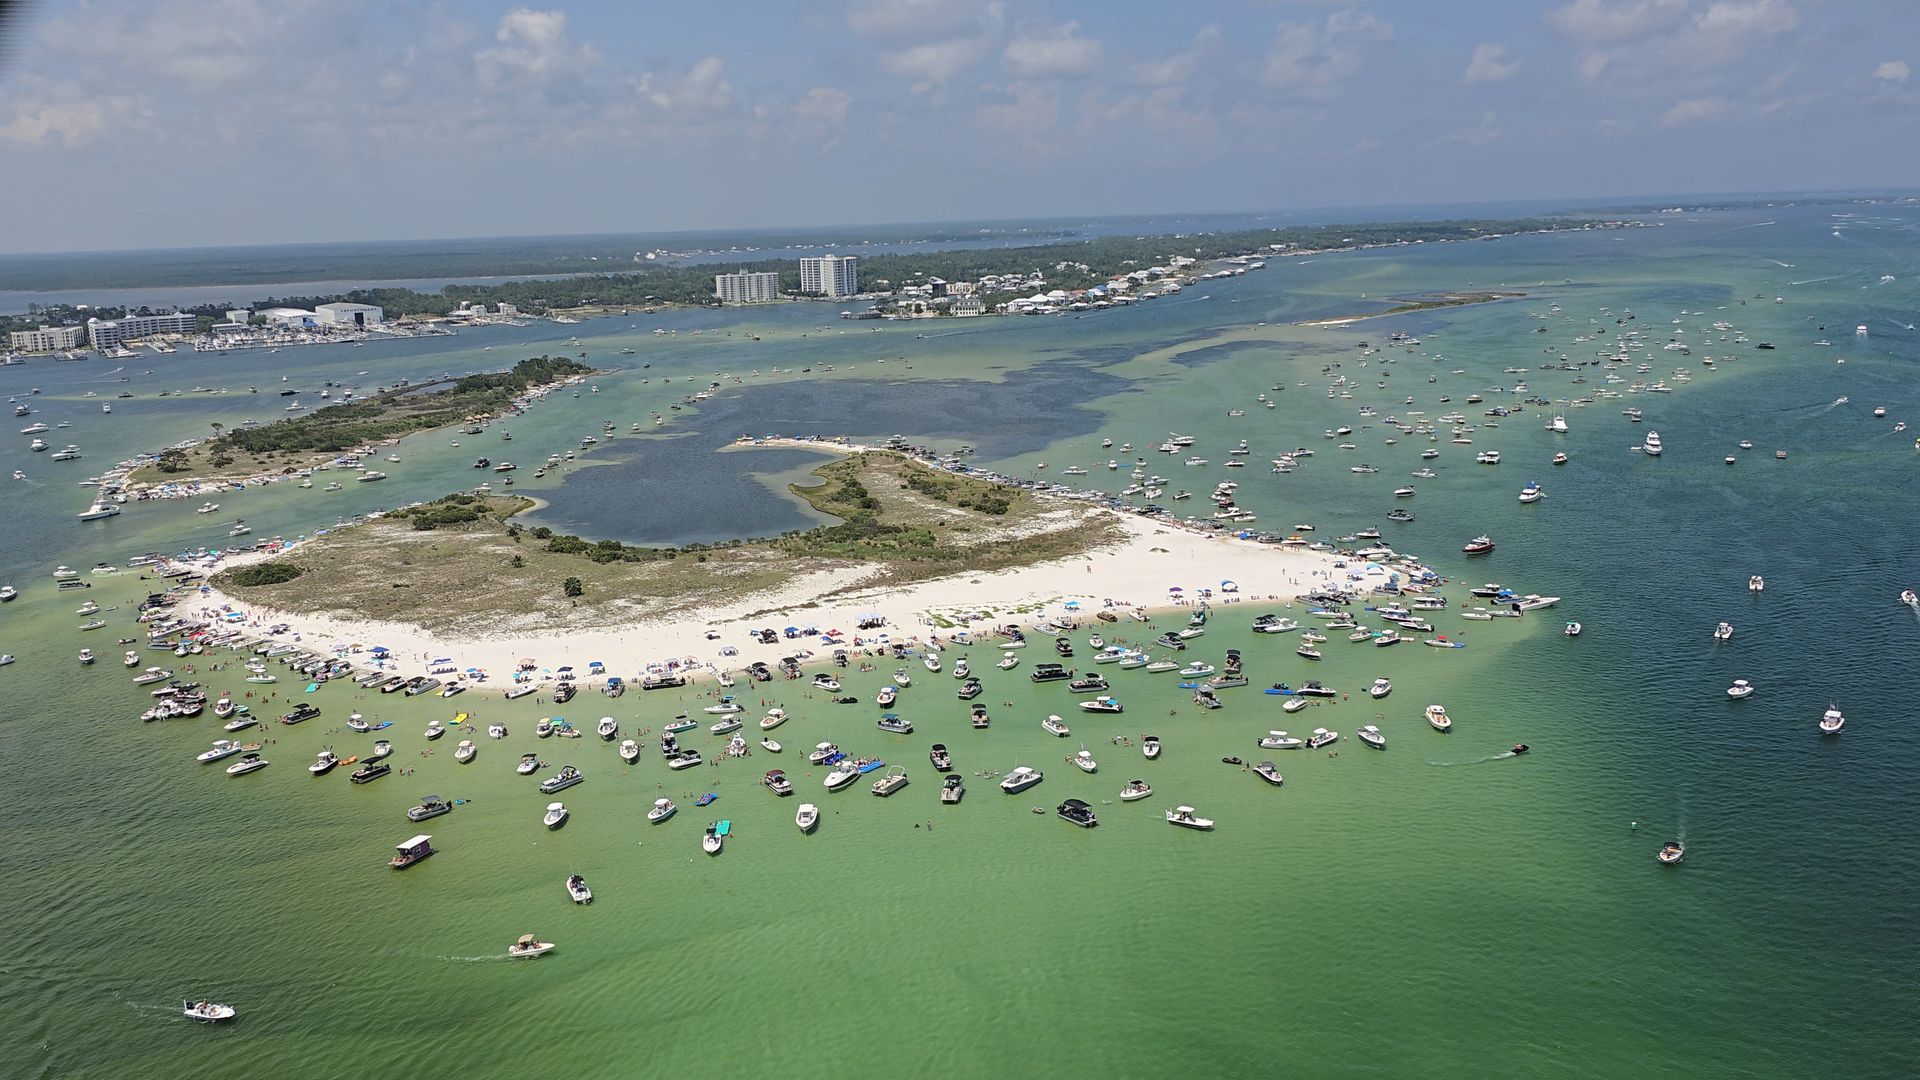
[1, 0, 1915, 252]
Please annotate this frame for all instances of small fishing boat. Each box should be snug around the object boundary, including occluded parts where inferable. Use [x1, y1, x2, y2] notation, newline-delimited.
[1565, 621, 1583, 637]
[182, 999, 237, 1023]
[647, 798, 676, 823]
[761, 737, 782, 753]
[1166, 805, 1214, 830]
[1071, 748, 1097, 773]
[1305, 728, 1338, 750]
[1259, 730, 1304, 750]
[1819, 705, 1845, 735]
[508, 934, 555, 958]
[1356, 725, 1385, 750]
[1368, 677, 1391, 699]
[1426, 704, 1453, 733]
[454, 739, 476, 764]
[1656, 841, 1685, 865]
[1727, 679, 1754, 700]
[543, 801, 570, 829]
[1119, 778, 1153, 801]
[619, 739, 641, 763]
[566, 874, 593, 904]
[517, 752, 541, 775]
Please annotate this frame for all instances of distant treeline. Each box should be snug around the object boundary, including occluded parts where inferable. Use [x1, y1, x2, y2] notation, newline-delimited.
[240, 218, 1597, 317]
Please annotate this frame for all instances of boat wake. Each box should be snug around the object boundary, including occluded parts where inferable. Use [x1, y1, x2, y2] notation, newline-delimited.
[1788, 274, 1845, 286]
[435, 953, 515, 964]
[1427, 752, 1523, 766]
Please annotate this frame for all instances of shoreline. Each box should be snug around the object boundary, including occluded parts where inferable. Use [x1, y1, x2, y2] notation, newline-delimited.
[191, 505, 1355, 693]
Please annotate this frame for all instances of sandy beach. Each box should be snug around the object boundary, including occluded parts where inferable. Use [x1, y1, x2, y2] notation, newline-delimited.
[193, 508, 1354, 690]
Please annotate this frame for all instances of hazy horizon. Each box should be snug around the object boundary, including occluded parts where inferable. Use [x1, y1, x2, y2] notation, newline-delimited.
[3, 0, 1915, 255]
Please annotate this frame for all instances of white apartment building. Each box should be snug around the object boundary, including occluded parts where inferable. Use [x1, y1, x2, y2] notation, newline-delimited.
[86, 312, 198, 348]
[714, 270, 781, 304]
[8, 325, 86, 352]
[799, 255, 858, 298]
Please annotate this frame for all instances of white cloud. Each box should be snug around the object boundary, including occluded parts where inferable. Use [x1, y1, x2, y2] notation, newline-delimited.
[1546, 0, 1689, 44]
[634, 56, 733, 115]
[1873, 60, 1910, 84]
[793, 87, 852, 127]
[1463, 43, 1519, 83]
[1437, 110, 1503, 146]
[1134, 25, 1222, 87]
[859, 1, 1006, 93]
[0, 93, 150, 148]
[1660, 95, 1728, 126]
[846, 0, 999, 38]
[475, 8, 600, 86]
[1264, 10, 1393, 93]
[1003, 21, 1103, 79]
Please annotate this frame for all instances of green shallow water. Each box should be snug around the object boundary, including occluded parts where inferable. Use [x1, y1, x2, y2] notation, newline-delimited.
[3, 203, 1917, 1078]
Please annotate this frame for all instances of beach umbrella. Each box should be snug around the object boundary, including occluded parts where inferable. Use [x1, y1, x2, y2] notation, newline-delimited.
[1064, 600, 1081, 610]
[1168, 586, 1183, 593]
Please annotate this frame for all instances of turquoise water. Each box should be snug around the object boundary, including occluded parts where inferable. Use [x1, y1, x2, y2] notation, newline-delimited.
[2, 204, 1916, 1078]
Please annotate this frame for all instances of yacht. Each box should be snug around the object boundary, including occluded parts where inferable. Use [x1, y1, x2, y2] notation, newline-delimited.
[76, 501, 121, 521]
[648, 798, 677, 823]
[1000, 766, 1044, 794]
[1819, 705, 1845, 735]
[795, 802, 819, 832]
[1518, 481, 1543, 504]
[1119, 778, 1153, 801]
[1356, 725, 1386, 750]
[1166, 806, 1214, 830]
[1462, 536, 1496, 555]
[1426, 704, 1453, 732]
[543, 801, 569, 829]
[1642, 431, 1663, 457]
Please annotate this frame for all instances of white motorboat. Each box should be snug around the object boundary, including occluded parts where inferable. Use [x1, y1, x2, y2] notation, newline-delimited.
[923, 653, 941, 673]
[596, 716, 618, 740]
[516, 753, 540, 775]
[1078, 696, 1123, 714]
[566, 875, 593, 904]
[543, 801, 569, 829]
[811, 673, 840, 691]
[997, 651, 1020, 670]
[1727, 679, 1754, 700]
[225, 753, 268, 776]
[1071, 749, 1097, 773]
[182, 999, 237, 1022]
[876, 685, 897, 707]
[709, 717, 742, 735]
[78, 648, 95, 665]
[701, 822, 724, 855]
[1041, 714, 1071, 736]
[1119, 778, 1153, 801]
[796, 802, 819, 832]
[1282, 697, 1308, 713]
[1252, 760, 1284, 785]
[823, 761, 860, 790]
[1000, 766, 1044, 794]
[1305, 728, 1338, 750]
[488, 723, 506, 739]
[1369, 677, 1391, 699]
[454, 739, 477, 763]
[1356, 725, 1386, 750]
[196, 739, 249, 764]
[1425, 704, 1452, 732]
[425, 720, 445, 740]
[308, 749, 339, 775]
[1901, 589, 1918, 609]
[808, 742, 840, 765]
[1141, 736, 1160, 759]
[1565, 621, 1583, 637]
[1259, 730, 1305, 750]
[123, 650, 141, 667]
[619, 739, 641, 763]
[1819, 705, 1845, 735]
[759, 708, 788, 731]
[647, 797, 676, 823]
[1712, 621, 1733, 642]
[704, 698, 743, 715]
[508, 934, 555, 958]
[952, 657, 970, 680]
[1166, 805, 1214, 830]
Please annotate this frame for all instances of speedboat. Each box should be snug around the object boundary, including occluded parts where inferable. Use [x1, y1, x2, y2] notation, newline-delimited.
[1727, 679, 1754, 700]
[702, 821, 727, 854]
[1356, 725, 1385, 750]
[454, 739, 477, 763]
[1305, 728, 1338, 750]
[1369, 678, 1391, 699]
[78, 648, 95, 665]
[1656, 841, 1685, 865]
[1142, 736, 1160, 759]
[823, 760, 860, 790]
[1078, 696, 1123, 714]
[543, 801, 569, 829]
[308, 749, 339, 776]
[182, 999, 238, 1023]
[704, 697, 743, 715]
[1252, 760, 1284, 785]
[425, 720, 445, 741]
[1819, 705, 1845, 735]
[508, 935, 555, 959]
[1426, 704, 1452, 732]
[516, 752, 540, 775]
[1071, 749, 1097, 773]
[709, 716, 743, 735]
[1120, 778, 1153, 801]
[1462, 535, 1495, 555]
[566, 874, 593, 904]
[811, 673, 840, 691]
[225, 753, 268, 776]
[876, 685, 898, 707]
[1000, 766, 1044, 794]
[796, 802, 819, 832]
[647, 798, 676, 823]
[1260, 730, 1305, 750]
[1166, 805, 1214, 830]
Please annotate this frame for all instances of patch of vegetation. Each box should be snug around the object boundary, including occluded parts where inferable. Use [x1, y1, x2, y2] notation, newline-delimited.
[227, 562, 303, 587]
